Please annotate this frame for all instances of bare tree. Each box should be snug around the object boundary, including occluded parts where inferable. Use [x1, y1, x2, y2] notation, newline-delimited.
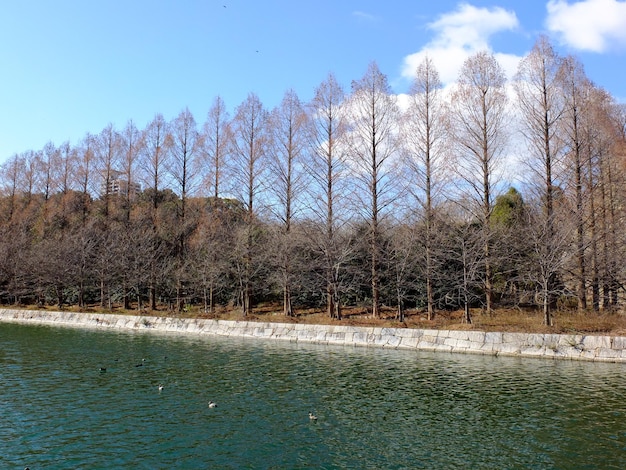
[55, 141, 75, 196]
[450, 51, 509, 315]
[559, 55, 592, 311]
[201, 96, 232, 199]
[21, 150, 38, 207]
[75, 134, 96, 196]
[522, 194, 579, 323]
[120, 120, 143, 222]
[230, 93, 268, 315]
[597, 99, 626, 307]
[169, 107, 202, 230]
[401, 56, 449, 320]
[141, 113, 172, 213]
[53, 141, 78, 229]
[168, 107, 202, 310]
[95, 123, 121, 220]
[267, 89, 309, 316]
[455, 222, 486, 325]
[386, 220, 421, 322]
[194, 98, 233, 312]
[581, 87, 626, 310]
[347, 62, 400, 318]
[39, 142, 57, 202]
[75, 134, 96, 225]
[307, 73, 350, 319]
[140, 113, 172, 309]
[0, 154, 23, 220]
[514, 35, 567, 325]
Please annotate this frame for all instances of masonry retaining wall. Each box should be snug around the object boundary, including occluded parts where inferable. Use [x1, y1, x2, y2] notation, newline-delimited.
[1, 308, 625, 363]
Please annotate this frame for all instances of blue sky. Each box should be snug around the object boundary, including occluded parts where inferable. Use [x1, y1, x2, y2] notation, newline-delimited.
[1, 0, 625, 164]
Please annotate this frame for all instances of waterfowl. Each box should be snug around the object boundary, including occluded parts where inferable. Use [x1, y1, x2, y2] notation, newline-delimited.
[208, 401, 217, 408]
[158, 384, 164, 391]
[309, 412, 317, 420]
[99, 367, 106, 373]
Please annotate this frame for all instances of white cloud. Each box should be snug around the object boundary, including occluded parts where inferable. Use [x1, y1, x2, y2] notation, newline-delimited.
[352, 11, 377, 22]
[401, 4, 522, 86]
[546, 0, 626, 52]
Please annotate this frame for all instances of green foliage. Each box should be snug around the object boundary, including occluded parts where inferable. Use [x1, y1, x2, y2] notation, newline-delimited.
[491, 187, 525, 227]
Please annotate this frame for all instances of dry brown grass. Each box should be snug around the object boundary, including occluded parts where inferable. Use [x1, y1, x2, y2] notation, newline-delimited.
[58, 302, 626, 336]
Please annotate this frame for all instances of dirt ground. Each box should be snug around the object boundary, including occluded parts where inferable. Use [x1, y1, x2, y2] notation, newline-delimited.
[36, 302, 626, 336]
[160, 304, 626, 336]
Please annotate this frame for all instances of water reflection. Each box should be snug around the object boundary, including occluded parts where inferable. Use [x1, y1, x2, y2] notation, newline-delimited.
[1, 323, 625, 468]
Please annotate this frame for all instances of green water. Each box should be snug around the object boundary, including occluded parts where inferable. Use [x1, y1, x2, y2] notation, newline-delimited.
[1, 322, 625, 469]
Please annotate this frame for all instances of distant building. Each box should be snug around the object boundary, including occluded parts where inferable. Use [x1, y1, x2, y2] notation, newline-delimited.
[101, 170, 141, 198]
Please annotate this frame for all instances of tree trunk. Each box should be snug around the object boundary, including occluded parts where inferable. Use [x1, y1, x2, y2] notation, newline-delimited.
[56, 285, 64, 310]
[283, 283, 293, 317]
[150, 278, 157, 310]
[327, 281, 335, 319]
[209, 282, 215, 314]
[543, 279, 553, 326]
[396, 286, 404, 322]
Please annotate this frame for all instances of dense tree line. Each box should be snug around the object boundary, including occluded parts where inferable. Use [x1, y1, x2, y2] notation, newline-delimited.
[1, 37, 625, 325]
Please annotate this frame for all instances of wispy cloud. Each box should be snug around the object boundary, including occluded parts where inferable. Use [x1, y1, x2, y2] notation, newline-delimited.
[546, 0, 626, 52]
[352, 10, 377, 22]
[401, 4, 521, 86]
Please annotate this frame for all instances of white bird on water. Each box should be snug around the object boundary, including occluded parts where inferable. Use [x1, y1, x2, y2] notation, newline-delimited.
[158, 384, 164, 391]
[309, 412, 317, 421]
[208, 401, 217, 408]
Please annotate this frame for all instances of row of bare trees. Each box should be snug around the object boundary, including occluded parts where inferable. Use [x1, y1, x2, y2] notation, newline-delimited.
[1, 36, 625, 325]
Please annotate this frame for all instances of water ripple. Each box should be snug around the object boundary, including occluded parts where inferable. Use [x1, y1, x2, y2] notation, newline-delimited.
[1, 323, 625, 468]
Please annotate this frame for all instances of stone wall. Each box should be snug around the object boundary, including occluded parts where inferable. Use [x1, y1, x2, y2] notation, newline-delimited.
[1, 308, 625, 362]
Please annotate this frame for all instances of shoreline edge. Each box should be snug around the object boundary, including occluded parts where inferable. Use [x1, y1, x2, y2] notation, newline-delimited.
[1, 308, 625, 363]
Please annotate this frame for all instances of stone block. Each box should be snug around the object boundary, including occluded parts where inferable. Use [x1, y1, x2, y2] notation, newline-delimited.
[582, 335, 611, 350]
[579, 349, 597, 360]
[421, 335, 439, 346]
[398, 337, 419, 349]
[612, 336, 626, 349]
[484, 332, 502, 343]
[446, 330, 467, 341]
[466, 331, 486, 343]
[596, 348, 621, 360]
[329, 332, 346, 342]
[395, 328, 421, 338]
[454, 339, 473, 350]
[558, 335, 584, 349]
[503, 332, 527, 345]
[417, 340, 439, 351]
[352, 333, 369, 346]
[498, 343, 521, 355]
[313, 330, 325, 341]
[520, 346, 547, 357]
[370, 334, 385, 346]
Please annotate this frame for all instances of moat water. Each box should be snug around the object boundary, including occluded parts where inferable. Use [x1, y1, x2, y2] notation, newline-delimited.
[1, 322, 625, 469]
